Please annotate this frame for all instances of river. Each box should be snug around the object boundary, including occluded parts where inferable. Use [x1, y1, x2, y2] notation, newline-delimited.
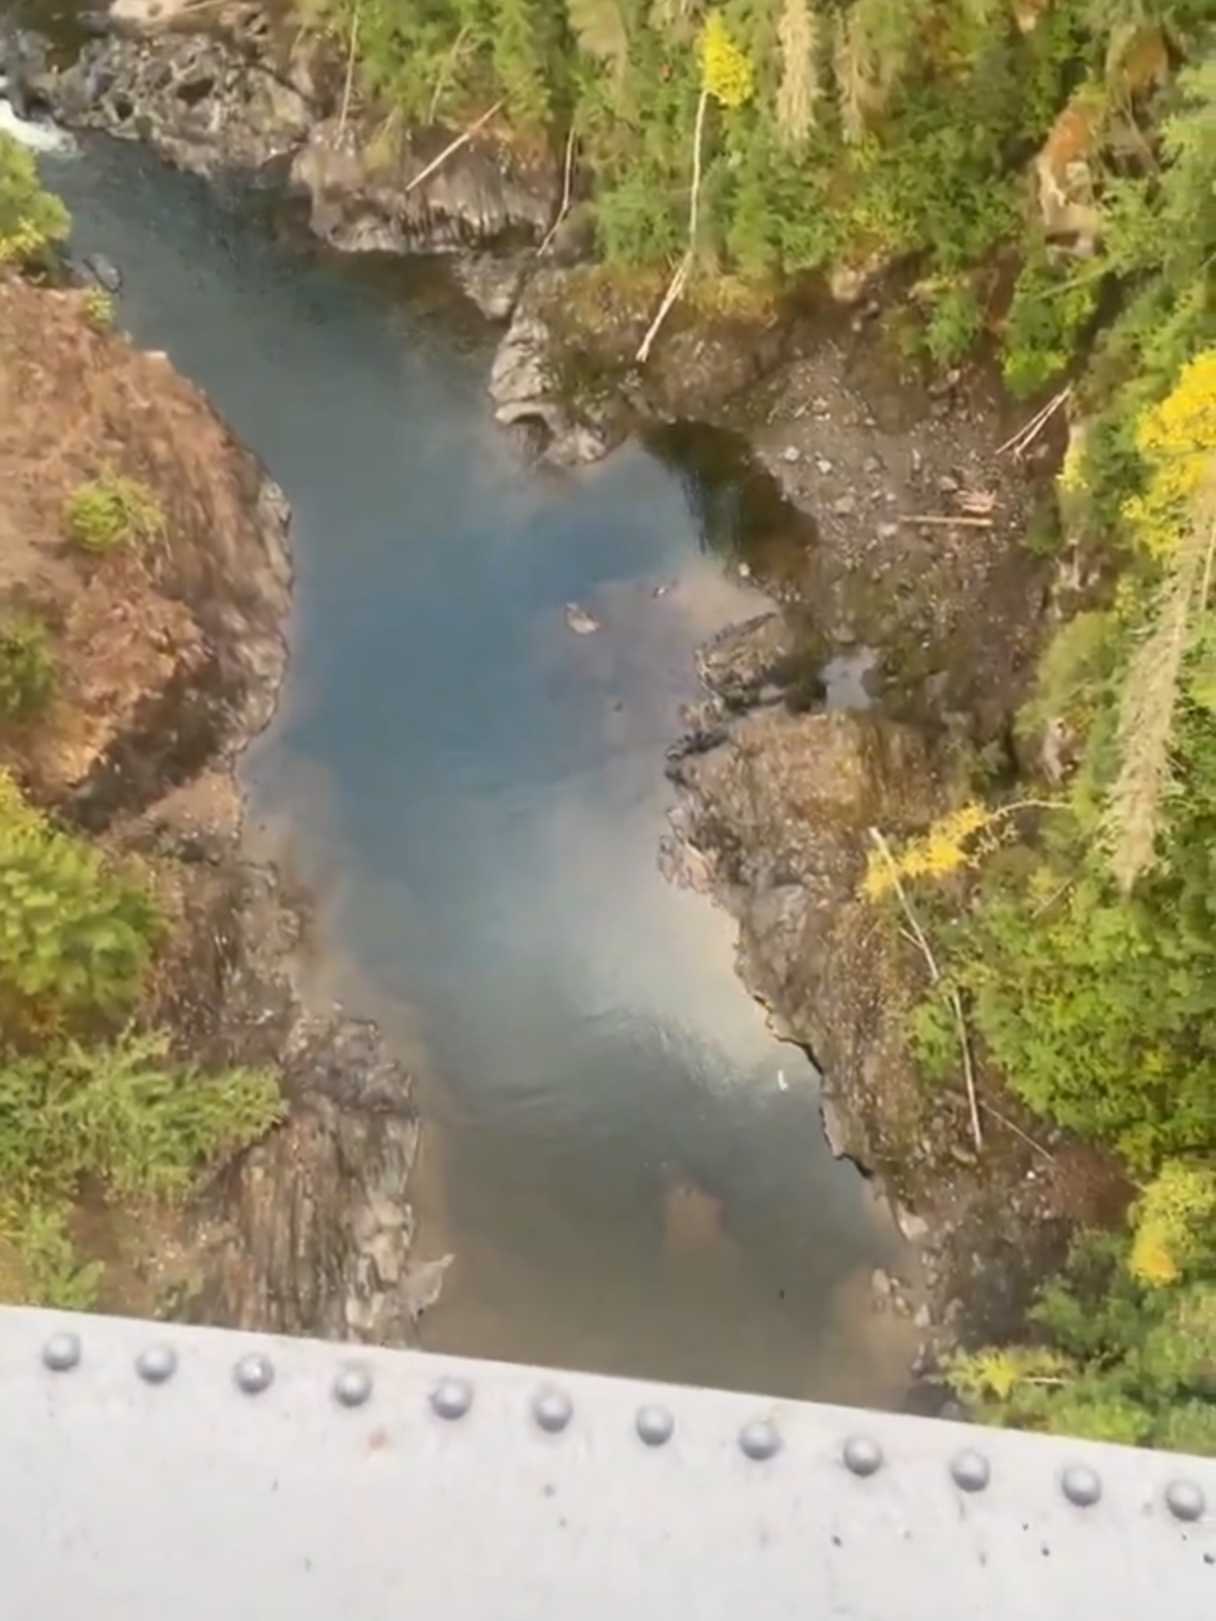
[37, 130, 917, 1404]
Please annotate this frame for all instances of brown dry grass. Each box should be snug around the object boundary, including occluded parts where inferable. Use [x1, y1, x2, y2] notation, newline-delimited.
[0, 274, 273, 796]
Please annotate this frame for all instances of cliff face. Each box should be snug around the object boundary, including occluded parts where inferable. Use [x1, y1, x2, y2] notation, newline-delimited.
[0, 273, 424, 1345]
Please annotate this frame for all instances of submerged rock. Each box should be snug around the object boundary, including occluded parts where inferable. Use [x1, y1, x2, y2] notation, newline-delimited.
[563, 602, 600, 636]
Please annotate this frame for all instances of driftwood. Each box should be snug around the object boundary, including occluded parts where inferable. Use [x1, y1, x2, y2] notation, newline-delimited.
[636, 86, 710, 365]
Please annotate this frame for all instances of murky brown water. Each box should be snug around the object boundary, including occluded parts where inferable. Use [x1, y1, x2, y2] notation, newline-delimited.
[44, 131, 918, 1404]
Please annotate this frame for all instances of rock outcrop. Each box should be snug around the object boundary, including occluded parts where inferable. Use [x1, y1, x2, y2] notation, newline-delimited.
[655, 343, 1129, 1352]
[665, 612, 1128, 1351]
[0, 272, 427, 1344]
[45, 5, 560, 253]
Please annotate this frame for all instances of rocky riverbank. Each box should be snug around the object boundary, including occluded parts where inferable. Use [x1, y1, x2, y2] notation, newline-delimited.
[5, 0, 1126, 1370]
[0, 267, 435, 1343]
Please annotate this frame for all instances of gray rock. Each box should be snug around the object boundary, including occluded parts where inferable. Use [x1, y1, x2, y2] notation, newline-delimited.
[83, 252, 122, 294]
[487, 271, 615, 467]
[453, 252, 531, 322]
[402, 1253, 456, 1324]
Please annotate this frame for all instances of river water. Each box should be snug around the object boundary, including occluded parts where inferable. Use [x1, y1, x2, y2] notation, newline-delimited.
[39, 132, 916, 1403]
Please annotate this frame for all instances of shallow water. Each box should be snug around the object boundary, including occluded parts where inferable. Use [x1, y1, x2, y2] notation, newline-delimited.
[42, 134, 916, 1403]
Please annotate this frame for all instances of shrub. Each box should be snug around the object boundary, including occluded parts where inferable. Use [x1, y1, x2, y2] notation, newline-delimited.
[0, 609, 55, 723]
[0, 130, 69, 265]
[62, 471, 165, 554]
[0, 1028, 284, 1308]
[81, 287, 115, 331]
[0, 769, 164, 1028]
[947, 1160, 1216, 1456]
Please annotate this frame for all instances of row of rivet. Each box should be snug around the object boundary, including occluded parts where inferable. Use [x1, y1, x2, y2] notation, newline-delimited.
[38, 1331, 1207, 1524]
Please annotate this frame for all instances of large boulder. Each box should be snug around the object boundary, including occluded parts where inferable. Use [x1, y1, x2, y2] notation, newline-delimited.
[291, 118, 559, 255]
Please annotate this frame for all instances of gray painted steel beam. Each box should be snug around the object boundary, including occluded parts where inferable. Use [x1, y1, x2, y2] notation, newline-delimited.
[1, 1304, 1211, 1619]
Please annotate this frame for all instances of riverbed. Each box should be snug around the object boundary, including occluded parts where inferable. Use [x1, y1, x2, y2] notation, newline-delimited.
[40, 132, 917, 1404]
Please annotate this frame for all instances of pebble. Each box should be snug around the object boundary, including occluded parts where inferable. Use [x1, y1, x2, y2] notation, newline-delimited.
[870, 1266, 893, 1298]
[937, 473, 961, 493]
[831, 492, 858, 517]
[862, 454, 883, 474]
[815, 456, 834, 475]
[896, 1208, 931, 1243]
[878, 521, 900, 540]
[781, 444, 800, 463]
[913, 1303, 933, 1331]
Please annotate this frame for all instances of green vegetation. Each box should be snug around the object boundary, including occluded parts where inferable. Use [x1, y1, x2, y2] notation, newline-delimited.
[0, 1030, 282, 1310]
[0, 129, 69, 265]
[0, 770, 283, 1307]
[0, 610, 56, 723]
[948, 1161, 1216, 1454]
[82, 287, 116, 330]
[0, 757, 275, 1312]
[0, 768, 164, 1024]
[834, 16, 1214, 1453]
[62, 471, 165, 554]
[304, 1, 1209, 375]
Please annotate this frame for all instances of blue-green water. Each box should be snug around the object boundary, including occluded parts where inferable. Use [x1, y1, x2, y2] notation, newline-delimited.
[42, 134, 914, 1403]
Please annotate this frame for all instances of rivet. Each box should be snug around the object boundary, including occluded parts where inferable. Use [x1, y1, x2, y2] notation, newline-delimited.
[843, 1436, 883, 1477]
[333, 1364, 373, 1408]
[533, 1388, 573, 1434]
[42, 1332, 82, 1372]
[950, 1448, 990, 1493]
[1164, 1480, 1206, 1523]
[636, 1404, 674, 1447]
[739, 1419, 782, 1461]
[430, 1377, 473, 1421]
[1061, 1465, 1102, 1508]
[233, 1353, 274, 1396]
[136, 1344, 177, 1384]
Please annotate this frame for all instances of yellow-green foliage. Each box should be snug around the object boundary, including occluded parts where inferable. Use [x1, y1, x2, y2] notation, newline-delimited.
[701, 13, 755, 110]
[62, 471, 165, 554]
[0, 768, 163, 1027]
[0, 130, 69, 264]
[0, 609, 55, 724]
[1121, 350, 1216, 556]
[949, 1162, 1216, 1455]
[1103, 351, 1216, 891]
[0, 1030, 284, 1309]
[81, 287, 115, 331]
[1129, 1159, 1216, 1287]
